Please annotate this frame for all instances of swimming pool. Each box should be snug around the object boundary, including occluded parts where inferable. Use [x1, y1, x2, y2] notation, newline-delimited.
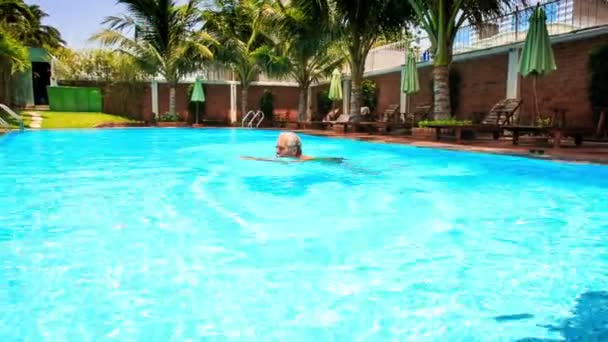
[1, 128, 607, 341]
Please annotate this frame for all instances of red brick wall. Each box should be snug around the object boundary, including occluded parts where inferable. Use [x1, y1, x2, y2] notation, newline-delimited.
[141, 83, 299, 123]
[71, 32, 608, 126]
[202, 84, 231, 121]
[519, 34, 608, 126]
[366, 54, 508, 119]
[451, 53, 508, 119]
[366, 72, 401, 115]
[406, 65, 434, 113]
[367, 32, 608, 126]
[238, 85, 300, 121]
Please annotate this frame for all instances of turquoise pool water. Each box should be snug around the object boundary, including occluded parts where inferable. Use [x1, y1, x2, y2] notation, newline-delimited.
[1, 128, 608, 341]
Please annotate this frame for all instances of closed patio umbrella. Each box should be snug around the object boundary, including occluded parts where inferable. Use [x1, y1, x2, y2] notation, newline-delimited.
[518, 5, 557, 123]
[190, 78, 205, 124]
[328, 68, 342, 102]
[328, 68, 343, 115]
[401, 48, 420, 114]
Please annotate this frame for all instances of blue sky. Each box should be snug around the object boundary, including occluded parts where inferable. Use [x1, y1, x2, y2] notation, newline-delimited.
[26, 0, 189, 49]
[26, 0, 128, 49]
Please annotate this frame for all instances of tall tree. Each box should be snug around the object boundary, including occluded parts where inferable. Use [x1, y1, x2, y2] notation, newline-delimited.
[203, 0, 273, 121]
[92, 0, 215, 117]
[19, 4, 65, 49]
[407, 0, 511, 119]
[0, 0, 34, 103]
[256, 0, 345, 121]
[329, 0, 414, 117]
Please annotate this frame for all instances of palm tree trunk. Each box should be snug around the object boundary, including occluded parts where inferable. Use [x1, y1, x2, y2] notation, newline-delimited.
[0, 58, 11, 104]
[431, 0, 452, 120]
[169, 85, 176, 116]
[432, 66, 451, 120]
[350, 66, 363, 117]
[297, 87, 306, 122]
[306, 86, 312, 122]
[241, 87, 248, 121]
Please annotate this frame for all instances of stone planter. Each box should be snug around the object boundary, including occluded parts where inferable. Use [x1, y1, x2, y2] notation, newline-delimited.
[156, 122, 188, 127]
[94, 122, 148, 128]
[411, 127, 435, 139]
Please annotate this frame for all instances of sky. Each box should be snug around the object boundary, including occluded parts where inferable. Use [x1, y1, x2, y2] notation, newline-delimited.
[26, 0, 128, 49]
[27, 0, 531, 49]
[25, 0, 188, 49]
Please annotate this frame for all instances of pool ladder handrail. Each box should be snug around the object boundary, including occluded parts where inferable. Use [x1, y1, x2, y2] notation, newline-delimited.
[0, 103, 24, 132]
[241, 110, 264, 128]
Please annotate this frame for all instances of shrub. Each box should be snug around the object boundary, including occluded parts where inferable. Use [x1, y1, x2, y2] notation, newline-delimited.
[316, 89, 333, 119]
[158, 112, 180, 122]
[418, 118, 472, 128]
[449, 68, 461, 116]
[260, 89, 274, 121]
[361, 79, 377, 113]
[588, 44, 608, 128]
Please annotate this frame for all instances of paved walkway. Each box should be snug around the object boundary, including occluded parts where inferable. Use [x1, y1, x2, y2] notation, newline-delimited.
[29, 112, 43, 129]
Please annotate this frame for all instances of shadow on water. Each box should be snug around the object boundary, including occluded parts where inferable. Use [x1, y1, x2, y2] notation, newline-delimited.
[516, 291, 608, 342]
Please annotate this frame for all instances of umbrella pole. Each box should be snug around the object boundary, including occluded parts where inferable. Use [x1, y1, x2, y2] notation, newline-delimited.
[533, 75, 540, 125]
[196, 102, 199, 125]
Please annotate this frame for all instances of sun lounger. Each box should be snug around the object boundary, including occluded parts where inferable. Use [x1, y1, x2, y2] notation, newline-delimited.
[502, 125, 595, 147]
[428, 98, 522, 141]
[355, 104, 409, 133]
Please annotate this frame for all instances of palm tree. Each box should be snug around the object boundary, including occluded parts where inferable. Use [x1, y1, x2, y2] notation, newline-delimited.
[329, 0, 414, 117]
[203, 0, 273, 121]
[407, 0, 511, 119]
[255, 0, 345, 121]
[0, 27, 28, 73]
[0, 0, 33, 69]
[91, 0, 215, 117]
[0, 0, 34, 103]
[20, 5, 65, 49]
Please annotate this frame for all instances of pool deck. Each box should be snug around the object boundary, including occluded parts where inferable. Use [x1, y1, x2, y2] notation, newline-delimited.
[285, 128, 608, 165]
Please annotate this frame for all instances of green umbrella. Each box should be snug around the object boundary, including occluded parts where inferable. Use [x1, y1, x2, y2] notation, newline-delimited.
[518, 5, 557, 123]
[401, 49, 420, 95]
[328, 68, 342, 101]
[401, 48, 420, 115]
[190, 78, 206, 124]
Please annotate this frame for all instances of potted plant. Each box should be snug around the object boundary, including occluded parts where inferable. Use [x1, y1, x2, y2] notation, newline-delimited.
[156, 112, 187, 127]
[588, 43, 608, 137]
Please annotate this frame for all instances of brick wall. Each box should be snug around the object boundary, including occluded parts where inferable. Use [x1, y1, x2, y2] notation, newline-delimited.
[406, 66, 434, 114]
[519, 33, 608, 126]
[61, 32, 608, 126]
[451, 53, 508, 119]
[367, 32, 608, 126]
[142, 83, 300, 123]
[366, 72, 401, 115]
[237, 85, 300, 121]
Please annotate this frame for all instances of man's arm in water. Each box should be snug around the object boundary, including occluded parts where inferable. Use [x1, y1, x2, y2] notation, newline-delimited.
[241, 156, 345, 163]
[240, 156, 288, 163]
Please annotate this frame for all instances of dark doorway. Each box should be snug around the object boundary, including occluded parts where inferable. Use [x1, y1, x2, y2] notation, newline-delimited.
[32, 62, 51, 105]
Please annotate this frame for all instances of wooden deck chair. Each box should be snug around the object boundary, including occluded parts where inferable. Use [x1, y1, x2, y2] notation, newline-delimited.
[482, 98, 522, 126]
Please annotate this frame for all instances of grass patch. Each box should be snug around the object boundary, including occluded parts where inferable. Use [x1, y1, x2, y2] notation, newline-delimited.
[20, 111, 138, 129]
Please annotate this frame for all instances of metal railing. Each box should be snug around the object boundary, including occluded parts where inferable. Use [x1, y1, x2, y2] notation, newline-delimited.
[241, 110, 264, 128]
[365, 0, 608, 73]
